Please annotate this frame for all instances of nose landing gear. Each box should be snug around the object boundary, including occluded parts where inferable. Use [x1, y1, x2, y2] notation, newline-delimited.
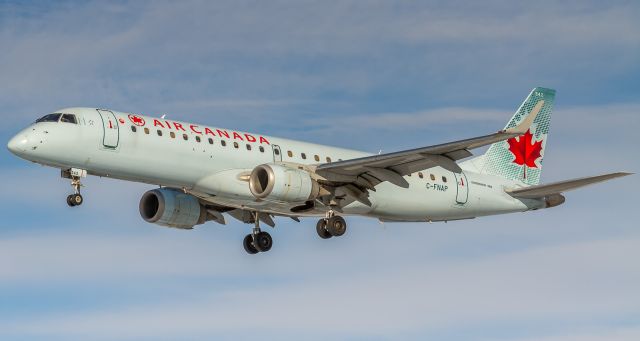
[62, 168, 86, 207]
[66, 193, 83, 207]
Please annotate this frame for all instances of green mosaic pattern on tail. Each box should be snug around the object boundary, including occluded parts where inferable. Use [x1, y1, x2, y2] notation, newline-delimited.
[480, 87, 555, 186]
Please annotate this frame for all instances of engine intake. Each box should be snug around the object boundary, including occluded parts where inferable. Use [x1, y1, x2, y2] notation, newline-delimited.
[139, 188, 207, 229]
[249, 164, 320, 202]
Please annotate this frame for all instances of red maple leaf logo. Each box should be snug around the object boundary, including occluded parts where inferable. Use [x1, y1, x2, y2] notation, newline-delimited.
[128, 114, 146, 126]
[507, 129, 543, 179]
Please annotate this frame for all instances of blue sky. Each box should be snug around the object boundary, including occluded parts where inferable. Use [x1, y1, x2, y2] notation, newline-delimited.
[0, 1, 639, 340]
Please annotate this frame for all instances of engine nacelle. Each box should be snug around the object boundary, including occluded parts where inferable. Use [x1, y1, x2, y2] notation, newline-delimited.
[249, 163, 320, 203]
[139, 188, 207, 229]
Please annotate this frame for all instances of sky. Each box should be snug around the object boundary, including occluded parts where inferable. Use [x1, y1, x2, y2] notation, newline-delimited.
[0, 1, 639, 340]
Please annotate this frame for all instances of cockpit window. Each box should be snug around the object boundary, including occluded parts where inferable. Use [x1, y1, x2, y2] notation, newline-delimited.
[35, 113, 62, 123]
[60, 114, 78, 124]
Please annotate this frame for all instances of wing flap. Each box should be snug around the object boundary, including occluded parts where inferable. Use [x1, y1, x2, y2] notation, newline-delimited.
[506, 172, 632, 199]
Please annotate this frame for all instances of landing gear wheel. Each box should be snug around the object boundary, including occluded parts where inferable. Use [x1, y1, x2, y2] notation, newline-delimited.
[70, 193, 83, 206]
[66, 195, 76, 207]
[316, 219, 332, 239]
[243, 234, 259, 254]
[253, 231, 273, 252]
[327, 216, 347, 237]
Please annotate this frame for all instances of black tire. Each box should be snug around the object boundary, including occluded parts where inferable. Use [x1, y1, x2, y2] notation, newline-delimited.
[254, 231, 273, 252]
[327, 216, 347, 237]
[72, 194, 83, 206]
[66, 195, 76, 207]
[243, 234, 259, 254]
[316, 219, 332, 239]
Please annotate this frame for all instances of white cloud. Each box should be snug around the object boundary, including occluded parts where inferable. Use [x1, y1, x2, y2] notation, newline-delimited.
[512, 326, 640, 341]
[2, 235, 639, 338]
[1, 1, 639, 133]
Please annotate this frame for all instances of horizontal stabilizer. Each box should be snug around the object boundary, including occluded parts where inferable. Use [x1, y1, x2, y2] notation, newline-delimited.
[506, 172, 632, 199]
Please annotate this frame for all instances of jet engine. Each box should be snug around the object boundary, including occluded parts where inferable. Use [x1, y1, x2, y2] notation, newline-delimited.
[139, 188, 207, 229]
[249, 163, 320, 202]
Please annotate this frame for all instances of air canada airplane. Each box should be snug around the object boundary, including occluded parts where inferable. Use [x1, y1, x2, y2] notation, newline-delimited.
[7, 87, 631, 254]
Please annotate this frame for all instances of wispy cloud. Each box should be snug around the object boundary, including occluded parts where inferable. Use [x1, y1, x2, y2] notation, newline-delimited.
[2, 235, 639, 339]
[513, 327, 640, 341]
[1, 1, 639, 131]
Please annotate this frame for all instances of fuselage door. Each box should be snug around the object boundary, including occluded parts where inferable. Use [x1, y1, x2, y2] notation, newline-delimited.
[272, 144, 282, 162]
[97, 109, 119, 148]
[454, 171, 469, 205]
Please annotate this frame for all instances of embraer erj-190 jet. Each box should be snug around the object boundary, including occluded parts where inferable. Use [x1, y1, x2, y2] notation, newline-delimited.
[7, 88, 631, 254]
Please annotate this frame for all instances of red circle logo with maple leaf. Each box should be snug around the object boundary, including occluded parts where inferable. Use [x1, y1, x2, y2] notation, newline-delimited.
[128, 114, 146, 126]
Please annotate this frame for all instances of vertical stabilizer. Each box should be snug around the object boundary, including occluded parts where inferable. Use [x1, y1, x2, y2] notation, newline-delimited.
[475, 87, 555, 186]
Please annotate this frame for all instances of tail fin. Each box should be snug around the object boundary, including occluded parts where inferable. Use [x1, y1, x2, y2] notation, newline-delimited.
[473, 87, 555, 186]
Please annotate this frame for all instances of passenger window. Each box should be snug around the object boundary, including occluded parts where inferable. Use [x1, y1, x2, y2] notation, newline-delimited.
[326, 157, 332, 163]
[170, 132, 175, 138]
[314, 155, 320, 162]
[274, 148, 280, 155]
[208, 138, 214, 144]
[430, 174, 436, 181]
[246, 144, 251, 151]
[418, 172, 424, 179]
[196, 136, 201, 143]
[442, 176, 447, 183]
[60, 114, 77, 124]
[183, 134, 188, 141]
[144, 127, 150, 134]
[259, 146, 265, 153]
[157, 130, 162, 136]
[131, 126, 137, 132]
[287, 151, 293, 157]
[301, 153, 307, 159]
[221, 140, 227, 147]
[35, 113, 61, 123]
[233, 142, 239, 149]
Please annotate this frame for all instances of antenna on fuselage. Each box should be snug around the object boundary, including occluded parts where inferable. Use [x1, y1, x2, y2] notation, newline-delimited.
[160, 114, 166, 119]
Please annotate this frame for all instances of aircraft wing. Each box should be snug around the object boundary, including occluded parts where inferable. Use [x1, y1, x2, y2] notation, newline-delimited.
[316, 100, 544, 189]
[505, 172, 632, 199]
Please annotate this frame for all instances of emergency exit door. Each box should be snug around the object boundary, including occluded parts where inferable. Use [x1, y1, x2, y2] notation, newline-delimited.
[97, 109, 119, 148]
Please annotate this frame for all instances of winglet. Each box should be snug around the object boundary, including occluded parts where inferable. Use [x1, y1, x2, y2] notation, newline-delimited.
[504, 99, 544, 135]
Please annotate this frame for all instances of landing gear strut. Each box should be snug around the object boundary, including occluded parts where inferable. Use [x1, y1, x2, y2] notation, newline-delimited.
[62, 168, 86, 207]
[316, 210, 347, 239]
[243, 212, 273, 254]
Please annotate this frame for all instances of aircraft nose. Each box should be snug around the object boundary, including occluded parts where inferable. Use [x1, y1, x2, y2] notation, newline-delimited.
[7, 133, 28, 155]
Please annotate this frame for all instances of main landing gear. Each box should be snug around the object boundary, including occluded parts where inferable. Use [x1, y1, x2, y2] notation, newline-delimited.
[316, 210, 347, 239]
[62, 168, 86, 207]
[243, 212, 273, 254]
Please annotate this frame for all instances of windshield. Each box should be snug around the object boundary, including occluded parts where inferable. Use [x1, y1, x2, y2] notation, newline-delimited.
[60, 114, 77, 124]
[35, 113, 62, 123]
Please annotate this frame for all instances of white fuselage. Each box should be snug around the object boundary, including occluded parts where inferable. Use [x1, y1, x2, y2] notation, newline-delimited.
[8, 108, 543, 223]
